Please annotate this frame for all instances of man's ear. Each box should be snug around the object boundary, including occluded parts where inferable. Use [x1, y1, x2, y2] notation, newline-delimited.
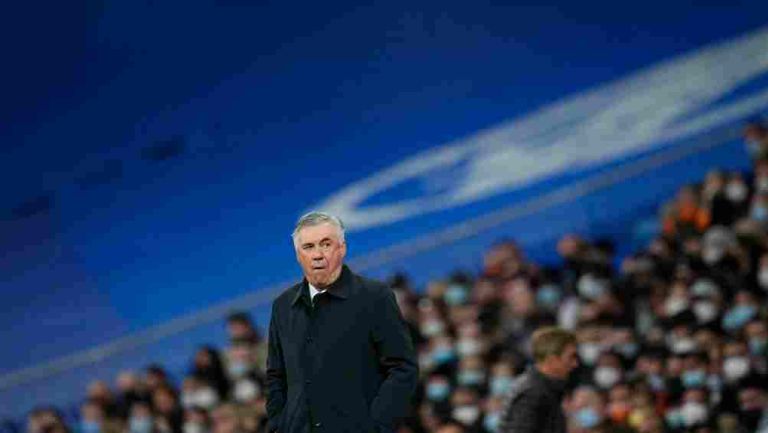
[340, 240, 347, 258]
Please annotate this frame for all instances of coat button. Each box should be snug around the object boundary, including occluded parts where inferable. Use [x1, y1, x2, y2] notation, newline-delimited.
[305, 379, 311, 384]
[306, 336, 312, 342]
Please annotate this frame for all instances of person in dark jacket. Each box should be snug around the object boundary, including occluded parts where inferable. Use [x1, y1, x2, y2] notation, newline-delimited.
[265, 211, 419, 433]
[499, 327, 579, 433]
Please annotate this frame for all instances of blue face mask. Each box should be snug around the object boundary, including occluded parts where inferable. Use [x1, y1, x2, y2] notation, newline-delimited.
[228, 361, 249, 377]
[536, 285, 562, 309]
[444, 285, 468, 306]
[457, 369, 485, 386]
[682, 370, 706, 388]
[483, 412, 502, 433]
[426, 382, 451, 401]
[647, 374, 666, 392]
[130, 417, 153, 433]
[752, 205, 768, 222]
[432, 347, 456, 365]
[490, 375, 513, 396]
[722, 305, 757, 331]
[749, 337, 767, 355]
[81, 421, 101, 433]
[574, 408, 602, 429]
[617, 342, 639, 359]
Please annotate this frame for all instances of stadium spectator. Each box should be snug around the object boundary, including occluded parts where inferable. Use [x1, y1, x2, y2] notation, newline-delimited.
[190, 347, 230, 400]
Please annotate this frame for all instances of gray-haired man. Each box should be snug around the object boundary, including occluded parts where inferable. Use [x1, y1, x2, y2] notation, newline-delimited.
[265, 211, 418, 433]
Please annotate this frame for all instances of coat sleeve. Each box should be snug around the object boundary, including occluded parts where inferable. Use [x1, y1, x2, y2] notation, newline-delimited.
[499, 390, 542, 433]
[369, 288, 419, 433]
[265, 301, 287, 433]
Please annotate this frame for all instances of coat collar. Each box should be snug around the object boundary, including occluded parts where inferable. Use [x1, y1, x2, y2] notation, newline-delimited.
[291, 264, 351, 306]
[530, 366, 568, 398]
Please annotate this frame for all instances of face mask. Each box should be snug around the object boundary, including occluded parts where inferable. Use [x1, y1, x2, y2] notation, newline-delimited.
[80, 421, 101, 433]
[749, 337, 767, 355]
[616, 342, 639, 359]
[457, 369, 485, 387]
[234, 379, 259, 402]
[426, 382, 450, 401]
[490, 375, 513, 396]
[702, 246, 724, 264]
[725, 182, 748, 202]
[759, 268, 768, 290]
[578, 275, 607, 300]
[452, 405, 480, 425]
[752, 204, 768, 222]
[194, 388, 219, 409]
[594, 366, 622, 389]
[457, 339, 482, 356]
[665, 296, 690, 317]
[756, 176, 768, 192]
[483, 412, 502, 433]
[693, 301, 718, 323]
[574, 407, 602, 429]
[680, 402, 708, 427]
[579, 343, 603, 366]
[130, 418, 153, 433]
[722, 304, 757, 331]
[183, 423, 204, 433]
[682, 370, 706, 388]
[228, 361, 249, 378]
[691, 279, 717, 297]
[723, 356, 750, 382]
[647, 374, 666, 392]
[444, 284, 468, 306]
[665, 409, 684, 429]
[536, 285, 562, 309]
[669, 337, 697, 354]
[432, 346, 456, 365]
[421, 320, 445, 337]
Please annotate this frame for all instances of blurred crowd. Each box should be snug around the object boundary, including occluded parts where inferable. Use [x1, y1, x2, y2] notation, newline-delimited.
[24, 121, 768, 433]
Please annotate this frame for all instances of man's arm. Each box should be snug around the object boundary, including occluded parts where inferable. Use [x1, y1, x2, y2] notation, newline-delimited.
[499, 391, 542, 433]
[265, 302, 287, 433]
[369, 289, 419, 432]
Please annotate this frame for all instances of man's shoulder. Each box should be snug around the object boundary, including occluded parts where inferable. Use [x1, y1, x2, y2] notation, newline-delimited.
[508, 370, 545, 402]
[348, 269, 390, 297]
[272, 282, 302, 309]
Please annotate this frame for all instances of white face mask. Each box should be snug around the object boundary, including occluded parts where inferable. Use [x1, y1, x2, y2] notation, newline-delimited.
[693, 301, 718, 323]
[725, 182, 748, 202]
[579, 343, 603, 366]
[194, 388, 219, 409]
[578, 274, 607, 300]
[723, 356, 750, 382]
[665, 297, 690, 316]
[680, 402, 708, 427]
[702, 246, 724, 264]
[594, 366, 621, 389]
[421, 320, 445, 337]
[234, 379, 260, 402]
[183, 423, 204, 433]
[452, 405, 481, 425]
[758, 268, 768, 290]
[457, 339, 482, 356]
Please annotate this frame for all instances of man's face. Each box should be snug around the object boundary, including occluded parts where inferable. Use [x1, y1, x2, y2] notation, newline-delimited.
[295, 223, 346, 288]
[551, 343, 580, 379]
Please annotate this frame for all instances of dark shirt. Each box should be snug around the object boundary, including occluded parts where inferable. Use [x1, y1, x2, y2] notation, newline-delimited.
[265, 265, 418, 433]
[499, 367, 568, 433]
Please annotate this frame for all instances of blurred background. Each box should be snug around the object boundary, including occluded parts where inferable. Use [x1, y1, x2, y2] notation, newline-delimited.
[2, 1, 768, 433]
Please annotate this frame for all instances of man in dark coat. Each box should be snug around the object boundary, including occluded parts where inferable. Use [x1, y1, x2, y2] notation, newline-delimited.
[499, 327, 579, 433]
[265, 211, 418, 433]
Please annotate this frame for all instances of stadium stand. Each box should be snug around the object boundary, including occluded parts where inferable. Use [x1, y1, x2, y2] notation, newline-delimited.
[16, 121, 768, 433]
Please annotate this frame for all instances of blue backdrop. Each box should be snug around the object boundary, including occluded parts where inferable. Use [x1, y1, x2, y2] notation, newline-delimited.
[0, 0, 767, 418]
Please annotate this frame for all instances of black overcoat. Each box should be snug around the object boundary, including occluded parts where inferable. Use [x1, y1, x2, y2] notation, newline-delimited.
[265, 265, 418, 433]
